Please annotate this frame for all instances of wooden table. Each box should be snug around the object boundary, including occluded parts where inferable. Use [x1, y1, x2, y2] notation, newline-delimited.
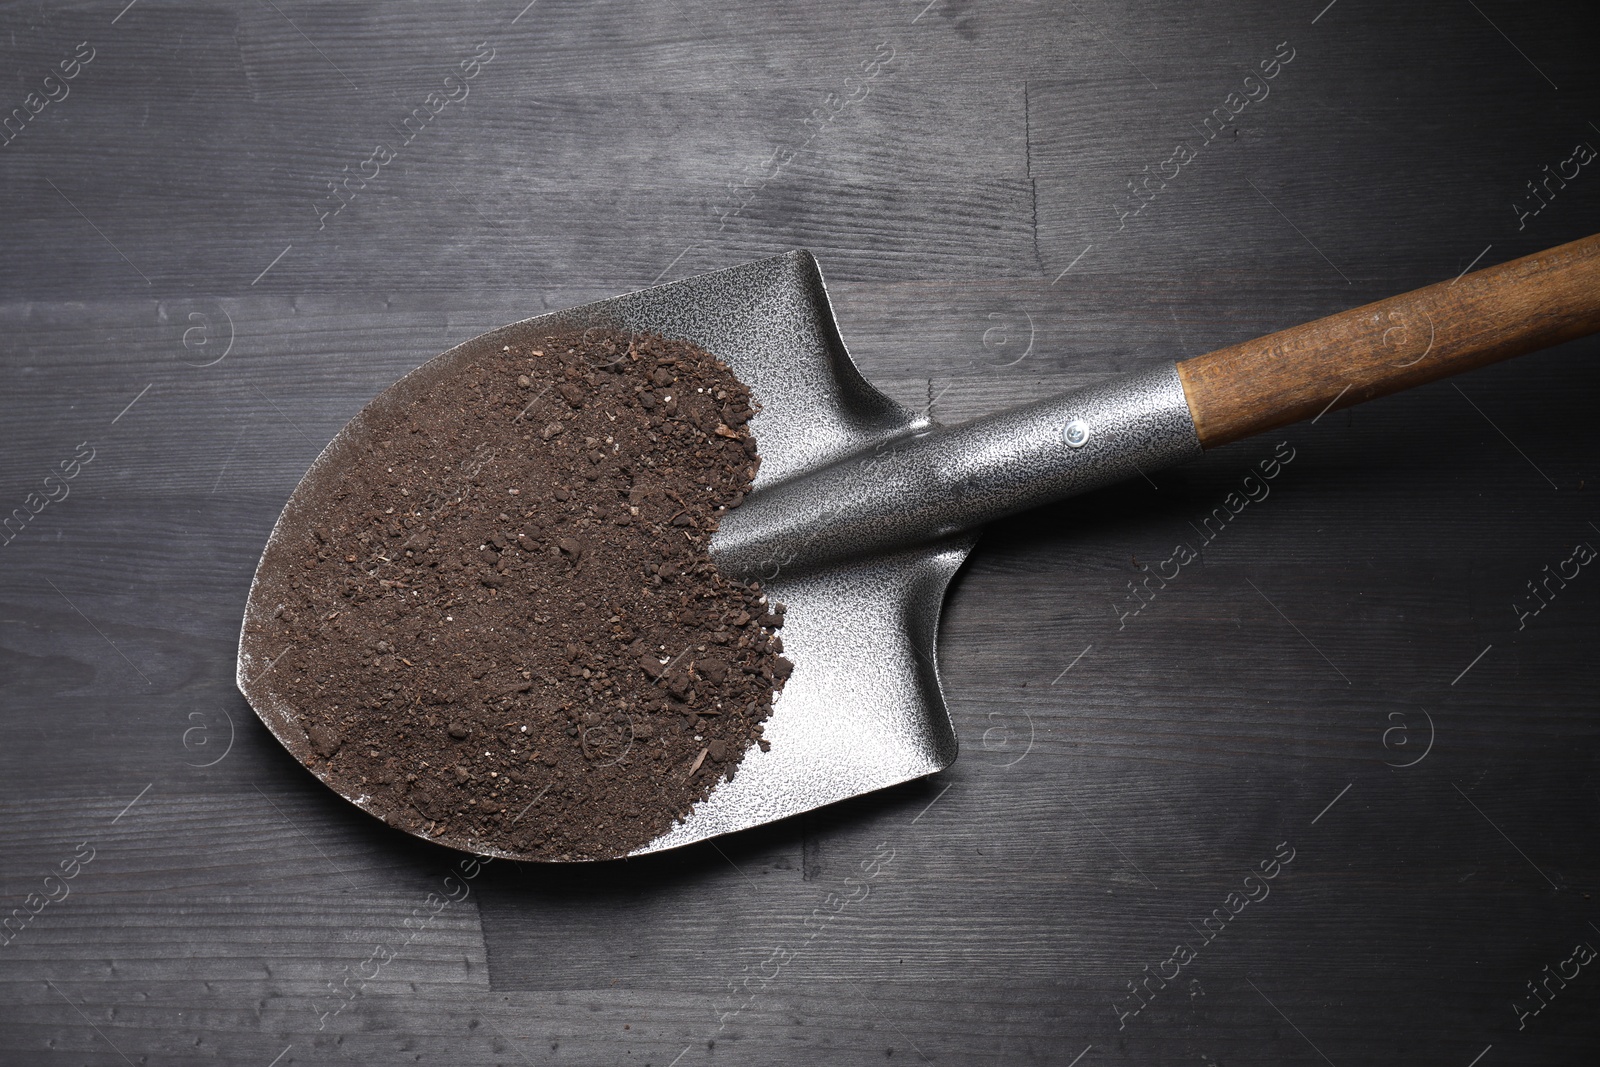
[3, 2, 1598, 1064]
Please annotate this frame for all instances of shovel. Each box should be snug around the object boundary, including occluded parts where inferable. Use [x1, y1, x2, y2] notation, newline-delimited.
[239, 233, 1600, 860]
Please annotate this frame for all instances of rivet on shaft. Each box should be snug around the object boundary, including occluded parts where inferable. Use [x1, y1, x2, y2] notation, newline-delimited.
[1063, 419, 1090, 448]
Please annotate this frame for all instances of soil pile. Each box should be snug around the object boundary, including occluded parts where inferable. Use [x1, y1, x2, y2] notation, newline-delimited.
[245, 326, 790, 860]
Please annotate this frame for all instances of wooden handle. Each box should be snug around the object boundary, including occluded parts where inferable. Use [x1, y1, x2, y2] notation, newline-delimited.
[1175, 233, 1600, 448]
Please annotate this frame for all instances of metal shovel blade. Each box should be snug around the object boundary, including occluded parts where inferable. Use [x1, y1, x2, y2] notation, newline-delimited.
[237, 251, 969, 860]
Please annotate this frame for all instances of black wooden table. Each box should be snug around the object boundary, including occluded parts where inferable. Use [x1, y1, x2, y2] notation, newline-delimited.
[4, 2, 1598, 1064]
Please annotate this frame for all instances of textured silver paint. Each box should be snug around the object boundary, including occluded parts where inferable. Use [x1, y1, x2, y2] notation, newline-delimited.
[712, 364, 1202, 580]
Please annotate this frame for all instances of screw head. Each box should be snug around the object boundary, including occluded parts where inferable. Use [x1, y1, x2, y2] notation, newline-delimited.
[1063, 419, 1090, 448]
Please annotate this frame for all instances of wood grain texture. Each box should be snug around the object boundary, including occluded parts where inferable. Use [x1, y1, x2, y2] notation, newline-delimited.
[4, 0, 1600, 1065]
[1176, 233, 1600, 447]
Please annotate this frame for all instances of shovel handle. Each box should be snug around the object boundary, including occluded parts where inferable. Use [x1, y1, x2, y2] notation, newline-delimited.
[1174, 233, 1600, 448]
[717, 235, 1600, 577]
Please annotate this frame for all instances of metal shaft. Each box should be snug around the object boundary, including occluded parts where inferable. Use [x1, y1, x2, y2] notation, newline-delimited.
[712, 363, 1202, 578]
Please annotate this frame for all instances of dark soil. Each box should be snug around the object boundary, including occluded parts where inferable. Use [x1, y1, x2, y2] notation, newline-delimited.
[246, 326, 790, 861]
